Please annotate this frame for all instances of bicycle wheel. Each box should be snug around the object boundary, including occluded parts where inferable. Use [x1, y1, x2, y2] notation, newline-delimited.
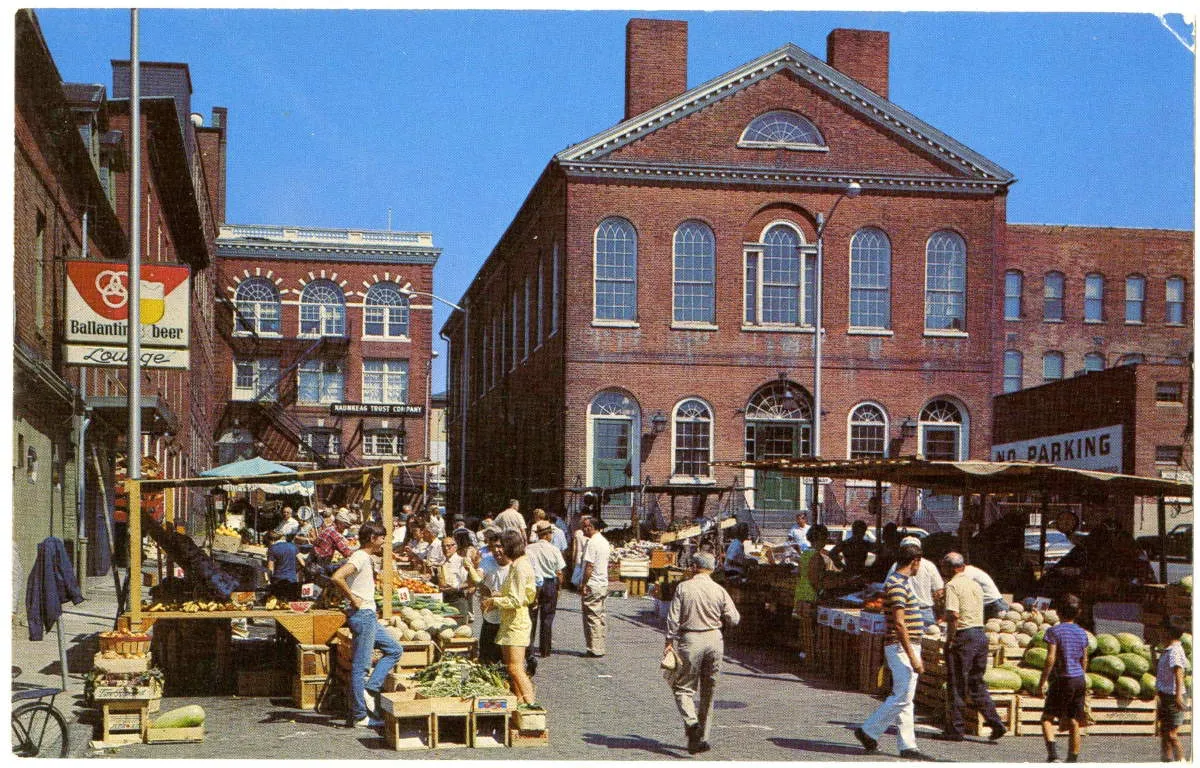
[11, 702, 68, 758]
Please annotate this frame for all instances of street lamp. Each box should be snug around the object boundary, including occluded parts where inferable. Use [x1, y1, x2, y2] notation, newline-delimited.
[398, 288, 465, 511]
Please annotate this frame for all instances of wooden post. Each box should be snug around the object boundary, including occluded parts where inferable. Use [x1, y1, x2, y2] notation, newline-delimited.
[1038, 491, 1049, 575]
[874, 479, 883, 544]
[381, 464, 394, 620]
[129, 478, 142, 630]
[1157, 494, 1168, 586]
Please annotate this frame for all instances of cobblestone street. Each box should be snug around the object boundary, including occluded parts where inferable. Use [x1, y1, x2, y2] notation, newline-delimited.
[11, 575, 1186, 761]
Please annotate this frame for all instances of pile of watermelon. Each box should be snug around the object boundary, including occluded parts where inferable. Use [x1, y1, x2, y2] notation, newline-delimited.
[982, 630, 1193, 701]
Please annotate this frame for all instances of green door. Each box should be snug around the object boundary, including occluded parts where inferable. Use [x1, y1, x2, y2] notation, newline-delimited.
[752, 422, 804, 510]
[593, 418, 633, 504]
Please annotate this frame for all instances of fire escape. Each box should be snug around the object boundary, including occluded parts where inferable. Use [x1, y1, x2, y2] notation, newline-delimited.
[214, 267, 362, 468]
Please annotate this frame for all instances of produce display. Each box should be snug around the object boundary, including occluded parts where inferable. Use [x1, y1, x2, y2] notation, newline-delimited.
[151, 705, 206, 729]
[396, 577, 440, 594]
[214, 525, 241, 538]
[84, 668, 164, 705]
[412, 658, 510, 698]
[984, 604, 1061, 650]
[387, 606, 466, 642]
[144, 600, 247, 613]
[996, 624, 1167, 701]
[397, 597, 458, 615]
[98, 629, 152, 658]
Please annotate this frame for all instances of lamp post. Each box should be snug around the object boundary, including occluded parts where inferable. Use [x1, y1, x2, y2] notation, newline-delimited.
[399, 288, 465, 512]
[422, 350, 438, 504]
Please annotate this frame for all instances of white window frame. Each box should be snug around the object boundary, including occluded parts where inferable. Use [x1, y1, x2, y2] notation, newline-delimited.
[672, 220, 717, 328]
[1084, 273, 1105, 323]
[848, 227, 892, 331]
[233, 278, 282, 336]
[1125, 274, 1146, 324]
[1043, 271, 1065, 322]
[363, 428, 406, 458]
[362, 282, 411, 340]
[232, 357, 279, 402]
[297, 359, 345, 405]
[593, 217, 639, 326]
[847, 402, 889, 460]
[362, 359, 410, 404]
[738, 110, 828, 151]
[550, 242, 560, 336]
[924, 231, 968, 335]
[742, 221, 814, 331]
[1165, 276, 1186, 325]
[298, 280, 347, 337]
[670, 398, 715, 483]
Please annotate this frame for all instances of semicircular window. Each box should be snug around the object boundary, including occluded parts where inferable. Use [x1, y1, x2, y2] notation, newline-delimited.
[739, 110, 826, 150]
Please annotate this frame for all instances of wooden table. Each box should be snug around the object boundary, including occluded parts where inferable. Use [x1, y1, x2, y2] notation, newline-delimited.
[119, 609, 346, 645]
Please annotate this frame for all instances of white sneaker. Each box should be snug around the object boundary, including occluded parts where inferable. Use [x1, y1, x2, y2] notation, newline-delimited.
[362, 689, 377, 714]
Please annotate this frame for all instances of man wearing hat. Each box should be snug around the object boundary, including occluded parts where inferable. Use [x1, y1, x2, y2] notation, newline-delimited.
[526, 520, 567, 658]
[887, 536, 944, 628]
[664, 552, 740, 755]
[311, 508, 356, 577]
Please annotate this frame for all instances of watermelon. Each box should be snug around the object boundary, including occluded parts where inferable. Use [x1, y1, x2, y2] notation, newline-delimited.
[1084, 630, 1098, 656]
[1140, 672, 1158, 700]
[1114, 676, 1142, 700]
[1029, 630, 1048, 650]
[1023, 647, 1049, 669]
[1182, 633, 1192, 658]
[1117, 652, 1150, 677]
[1018, 667, 1043, 695]
[999, 662, 1022, 673]
[983, 667, 1023, 692]
[1095, 634, 1122, 657]
[1090, 655, 1126, 681]
[1087, 672, 1114, 696]
[1133, 645, 1152, 661]
[1116, 632, 1144, 653]
[151, 705, 206, 729]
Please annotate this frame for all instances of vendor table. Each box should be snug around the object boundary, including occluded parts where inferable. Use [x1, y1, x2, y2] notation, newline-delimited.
[119, 609, 346, 645]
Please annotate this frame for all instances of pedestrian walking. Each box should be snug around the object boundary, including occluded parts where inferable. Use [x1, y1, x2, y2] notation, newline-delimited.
[1036, 593, 1089, 763]
[664, 551, 740, 755]
[329, 522, 403, 728]
[476, 528, 508, 664]
[855, 542, 931, 760]
[939, 552, 1006, 742]
[526, 520, 566, 657]
[482, 529, 538, 705]
[1156, 619, 1190, 762]
[577, 515, 611, 657]
[495, 499, 525, 533]
[886, 536, 944, 628]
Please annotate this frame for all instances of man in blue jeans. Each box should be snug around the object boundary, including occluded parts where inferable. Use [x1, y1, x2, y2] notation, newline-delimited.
[330, 521, 403, 727]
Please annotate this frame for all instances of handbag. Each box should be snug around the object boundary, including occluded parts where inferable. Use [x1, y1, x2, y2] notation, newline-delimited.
[660, 647, 680, 671]
[571, 564, 584, 587]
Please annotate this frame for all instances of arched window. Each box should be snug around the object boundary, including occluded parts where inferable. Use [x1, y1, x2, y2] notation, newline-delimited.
[673, 221, 716, 324]
[594, 217, 637, 322]
[299, 280, 346, 337]
[363, 282, 410, 338]
[848, 403, 888, 459]
[749, 224, 811, 326]
[1118, 353, 1145, 367]
[1083, 352, 1105, 373]
[919, 399, 966, 460]
[850, 228, 891, 329]
[1043, 351, 1064, 382]
[672, 399, 713, 478]
[1166, 276, 1186, 325]
[1043, 272, 1065, 321]
[1125, 274, 1146, 323]
[745, 380, 813, 511]
[739, 110, 825, 149]
[589, 389, 640, 502]
[234, 278, 280, 335]
[1084, 273, 1105, 322]
[1003, 351, 1023, 393]
[1004, 270, 1023, 320]
[925, 231, 966, 331]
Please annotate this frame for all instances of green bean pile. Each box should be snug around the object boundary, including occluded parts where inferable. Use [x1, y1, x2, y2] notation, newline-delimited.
[414, 658, 511, 698]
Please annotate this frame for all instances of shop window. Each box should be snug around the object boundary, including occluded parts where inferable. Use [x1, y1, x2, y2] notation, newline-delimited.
[363, 429, 406, 458]
[301, 429, 340, 460]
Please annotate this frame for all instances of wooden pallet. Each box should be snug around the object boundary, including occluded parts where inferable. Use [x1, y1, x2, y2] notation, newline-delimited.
[509, 726, 549, 747]
[963, 693, 1018, 736]
[1015, 695, 1166, 736]
[382, 711, 435, 750]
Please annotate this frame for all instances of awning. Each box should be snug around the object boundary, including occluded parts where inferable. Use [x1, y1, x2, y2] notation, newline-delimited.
[713, 456, 1193, 498]
[86, 395, 179, 436]
[199, 456, 315, 496]
[135, 461, 435, 491]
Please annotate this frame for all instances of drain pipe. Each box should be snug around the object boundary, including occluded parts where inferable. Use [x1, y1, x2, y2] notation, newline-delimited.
[76, 209, 91, 594]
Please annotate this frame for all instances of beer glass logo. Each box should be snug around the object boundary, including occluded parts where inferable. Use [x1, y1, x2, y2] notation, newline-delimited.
[140, 281, 165, 324]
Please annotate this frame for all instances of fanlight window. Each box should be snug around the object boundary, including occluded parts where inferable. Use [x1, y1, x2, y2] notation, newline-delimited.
[299, 280, 346, 336]
[920, 399, 963, 424]
[745, 382, 812, 421]
[590, 390, 639, 417]
[234, 278, 281, 335]
[740, 110, 826, 149]
[364, 283, 410, 337]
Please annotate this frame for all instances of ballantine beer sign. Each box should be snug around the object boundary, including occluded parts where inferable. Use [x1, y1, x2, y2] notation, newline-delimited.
[65, 261, 191, 369]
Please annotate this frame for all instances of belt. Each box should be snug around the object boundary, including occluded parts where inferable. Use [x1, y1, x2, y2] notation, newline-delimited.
[680, 627, 721, 634]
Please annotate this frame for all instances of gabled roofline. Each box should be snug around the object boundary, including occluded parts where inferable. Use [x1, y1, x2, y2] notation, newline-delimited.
[557, 42, 1014, 183]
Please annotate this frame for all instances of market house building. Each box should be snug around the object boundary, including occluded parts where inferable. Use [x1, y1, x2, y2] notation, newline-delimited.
[442, 18, 1193, 534]
[213, 225, 441, 479]
[14, 9, 228, 593]
[992, 363, 1192, 536]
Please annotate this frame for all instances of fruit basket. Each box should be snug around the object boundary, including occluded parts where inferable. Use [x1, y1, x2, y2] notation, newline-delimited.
[99, 630, 152, 657]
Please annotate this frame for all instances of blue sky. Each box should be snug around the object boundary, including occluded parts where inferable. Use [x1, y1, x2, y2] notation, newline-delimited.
[34, 9, 1195, 392]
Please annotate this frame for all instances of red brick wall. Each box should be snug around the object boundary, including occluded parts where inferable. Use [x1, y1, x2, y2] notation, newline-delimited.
[625, 19, 688, 120]
[826, 28, 889, 98]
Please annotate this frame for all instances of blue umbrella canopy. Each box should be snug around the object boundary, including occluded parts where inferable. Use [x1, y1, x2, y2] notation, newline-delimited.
[200, 456, 314, 495]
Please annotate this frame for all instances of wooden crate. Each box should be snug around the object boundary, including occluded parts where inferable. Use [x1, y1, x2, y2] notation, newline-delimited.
[623, 578, 648, 597]
[297, 643, 331, 678]
[437, 637, 479, 660]
[381, 693, 432, 717]
[418, 695, 474, 715]
[145, 726, 204, 744]
[213, 533, 242, 553]
[1015, 695, 1162, 736]
[856, 632, 886, 694]
[509, 725, 549, 747]
[963, 693, 1018, 736]
[397, 641, 436, 668]
[382, 711, 435, 751]
[472, 713, 511, 747]
[237, 669, 290, 697]
[100, 700, 149, 745]
[649, 550, 676, 569]
[514, 707, 547, 731]
[92, 652, 150, 675]
[291, 675, 329, 711]
[434, 713, 472, 749]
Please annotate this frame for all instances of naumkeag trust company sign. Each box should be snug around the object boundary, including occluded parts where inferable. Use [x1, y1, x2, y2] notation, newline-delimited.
[991, 424, 1123, 473]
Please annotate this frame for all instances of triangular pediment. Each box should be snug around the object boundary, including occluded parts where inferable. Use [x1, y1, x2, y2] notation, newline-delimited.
[556, 42, 1013, 185]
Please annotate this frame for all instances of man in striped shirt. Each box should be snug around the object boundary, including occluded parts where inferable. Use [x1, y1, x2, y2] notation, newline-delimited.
[855, 543, 932, 760]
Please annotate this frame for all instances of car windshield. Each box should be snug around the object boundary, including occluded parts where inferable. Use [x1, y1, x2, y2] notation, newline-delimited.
[1025, 531, 1070, 547]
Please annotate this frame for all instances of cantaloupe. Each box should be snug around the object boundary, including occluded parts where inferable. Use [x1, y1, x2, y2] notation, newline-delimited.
[453, 625, 473, 638]
[1042, 609, 1059, 624]
[999, 633, 1019, 648]
[1020, 621, 1039, 636]
[1090, 655, 1126, 681]
[1000, 620, 1018, 633]
[985, 619, 1002, 633]
[1004, 610, 1023, 624]
[1015, 633, 1032, 648]
[437, 627, 455, 641]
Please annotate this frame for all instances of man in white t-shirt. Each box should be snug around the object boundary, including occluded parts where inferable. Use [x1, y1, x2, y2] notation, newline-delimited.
[787, 513, 811, 555]
[476, 528, 510, 665]
[579, 515, 611, 657]
[330, 522, 403, 728]
[274, 506, 299, 539]
[886, 536, 945, 628]
[495, 499, 525, 533]
[963, 563, 1006, 620]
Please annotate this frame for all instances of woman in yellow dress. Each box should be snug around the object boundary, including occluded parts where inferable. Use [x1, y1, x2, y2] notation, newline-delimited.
[482, 529, 538, 704]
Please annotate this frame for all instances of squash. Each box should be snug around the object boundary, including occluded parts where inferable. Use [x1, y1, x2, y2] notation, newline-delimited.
[151, 705, 205, 729]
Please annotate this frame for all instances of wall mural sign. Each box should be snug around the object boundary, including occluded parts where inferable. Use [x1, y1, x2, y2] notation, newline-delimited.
[991, 424, 1124, 473]
[65, 261, 191, 369]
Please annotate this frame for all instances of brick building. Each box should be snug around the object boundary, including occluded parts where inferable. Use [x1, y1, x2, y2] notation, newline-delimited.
[14, 10, 227, 594]
[212, 224, 441, 488]
[443, 19, 1036, 531]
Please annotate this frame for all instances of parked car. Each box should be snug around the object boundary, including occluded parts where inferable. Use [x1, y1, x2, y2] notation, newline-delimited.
[1136, 523, 1193, 563]
[1024, 528, 1074, 566]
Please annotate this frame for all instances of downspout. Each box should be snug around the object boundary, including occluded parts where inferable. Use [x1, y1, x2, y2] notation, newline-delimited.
[76, 210, 91, 593]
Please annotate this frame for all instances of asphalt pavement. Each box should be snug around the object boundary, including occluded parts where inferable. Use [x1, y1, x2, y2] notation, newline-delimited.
[10, 573, 1189, 761]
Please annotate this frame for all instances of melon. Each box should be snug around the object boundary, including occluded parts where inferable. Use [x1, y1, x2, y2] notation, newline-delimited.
[1090, 655, 1126, 681]
[1009, 603, 1024, 613]
[1087, 672, 1114, 696]
[1117, 653, 1150, 677]
[408, 618, 427, 632]
[1140, 672, 1158, 700]
[986, 631, 1000, 646]
[1114, 676, 1142, 700]
[1133, 645, 1152, 661]
[1084, 630, 1098, 656]
[1004, 610, 1023, 624]
[151, 705, 205, 729]
[1023, 647, 1049, 669]
[999, 662, 1022, 673]
[1095, 634, 1122, 657]
[414, 630, 432, 641]
[1182, 633, 1192, 657]
[1042, 609, 1059, 624]
[999, 633, 1019, 648]
[1020, 621, 1039, 636]
[401, 628, 416, 641]
[1116, 632, 1144, 653]
[983, 667, 1023, 692]
[985, 619, 1002, 633]
[1029, 630, 1048, 650]
[438, 627, 455, 641]
[1000, 620, 1018, 634]
[1018, 667, 1043, 695]
[384, 626, 405, 644]
[1181, 575, 1193, 594]
[1015, 633, 1033, 648]
[453, 625, 473, 638]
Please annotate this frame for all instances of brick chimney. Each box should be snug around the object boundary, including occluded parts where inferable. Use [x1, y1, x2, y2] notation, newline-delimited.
[826, 29, 889, 99]
[625, 19, 688, 120]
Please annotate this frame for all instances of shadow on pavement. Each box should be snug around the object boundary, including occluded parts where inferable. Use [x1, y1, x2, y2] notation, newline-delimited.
[582, 732, 689, 757]
[712, 700, 747, 710]
[259, 710, 339, 727]
[768, 736, 866, 756]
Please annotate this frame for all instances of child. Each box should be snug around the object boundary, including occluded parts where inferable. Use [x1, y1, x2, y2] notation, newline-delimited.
[1157, 620, 1190, 762]
[1037, 594, 1089, 763]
